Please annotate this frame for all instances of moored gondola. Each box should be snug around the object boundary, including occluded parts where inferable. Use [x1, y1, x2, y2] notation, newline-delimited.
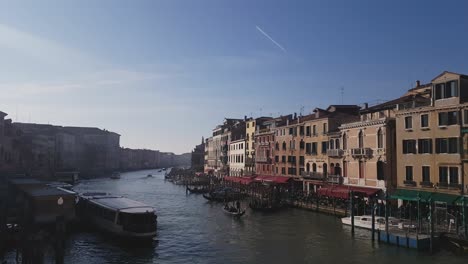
[186, 186, 210, 194]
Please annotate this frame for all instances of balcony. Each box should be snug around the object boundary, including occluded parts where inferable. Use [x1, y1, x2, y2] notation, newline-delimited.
[420, 181, 434, 188]
[437, 182, 448, 189]
[327, 175, 343, 184]
[449, 183, 462, 190]
[256, 156, 272, 163]
[375, 148, 386, 156]
[403, 180, 416, 187]
[327, 149, 344, 157]
[301, 171, 325, 180]
[351, 148, 373, 158]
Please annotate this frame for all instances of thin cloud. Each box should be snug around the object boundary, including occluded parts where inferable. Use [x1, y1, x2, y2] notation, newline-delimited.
[255, 25, 286, 53]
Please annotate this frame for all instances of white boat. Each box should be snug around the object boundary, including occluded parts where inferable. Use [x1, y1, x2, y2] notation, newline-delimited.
[341, 215, 416, 231]
[77, 192, 157, 240]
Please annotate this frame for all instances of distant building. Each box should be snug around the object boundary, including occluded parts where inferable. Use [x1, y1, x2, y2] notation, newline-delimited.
[13, 122, 121, 178]
[191, 137, 205, 172]
[0, 112, 21, 174]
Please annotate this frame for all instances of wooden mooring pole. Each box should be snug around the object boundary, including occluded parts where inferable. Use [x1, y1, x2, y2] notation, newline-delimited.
[350, 191, 355, 235]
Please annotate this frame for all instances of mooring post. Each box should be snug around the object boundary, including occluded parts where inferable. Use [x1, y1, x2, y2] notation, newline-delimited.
[371, 198, 375, 241]
[429, 199, 434, 254]
[350, 190, 355, 235]
[385, 191, 389, 243]
[463, 196, 467, 239]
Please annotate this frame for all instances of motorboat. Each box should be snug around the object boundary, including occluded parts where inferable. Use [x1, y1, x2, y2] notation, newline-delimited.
[77, 192, 157, 240]
[341, 215, 416, 230]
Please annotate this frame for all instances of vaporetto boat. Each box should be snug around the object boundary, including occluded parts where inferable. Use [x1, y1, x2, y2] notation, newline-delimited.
[77, 192, 157, 240]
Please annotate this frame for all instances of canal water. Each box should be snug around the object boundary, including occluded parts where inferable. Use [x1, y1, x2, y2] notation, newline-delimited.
[6, 169, 467, 263]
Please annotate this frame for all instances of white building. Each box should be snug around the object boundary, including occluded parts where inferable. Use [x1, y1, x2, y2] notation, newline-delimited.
[229, 139, 245, 177]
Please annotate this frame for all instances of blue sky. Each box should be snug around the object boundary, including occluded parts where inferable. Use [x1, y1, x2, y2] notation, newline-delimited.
[1, 0, 468, 154]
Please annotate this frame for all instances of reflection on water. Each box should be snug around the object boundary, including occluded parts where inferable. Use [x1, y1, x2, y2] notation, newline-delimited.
[7, 169, 466, 264]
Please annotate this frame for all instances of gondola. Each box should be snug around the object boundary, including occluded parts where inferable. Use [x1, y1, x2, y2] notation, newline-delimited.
[186, 186, 210, 194]
[222, 206, 245, 217]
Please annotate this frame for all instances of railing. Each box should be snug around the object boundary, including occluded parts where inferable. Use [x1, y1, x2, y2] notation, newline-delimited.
[403, 180, 416, 187]
[351, 148, 373, 158]
[375, 148, 386, 156]
[301, 171, 325, 180]
[256, 156, 271, 163]
[327, 175, 343, 184]
[327, 149, 344, 157]
[420, 181, 434, 188]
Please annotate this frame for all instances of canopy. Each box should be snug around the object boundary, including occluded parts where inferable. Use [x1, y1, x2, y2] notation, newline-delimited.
[223, 176, 253, 185]
[390, 189, 460, 204]
[254, 175, 291, 184]
[317, 185, 381, 199]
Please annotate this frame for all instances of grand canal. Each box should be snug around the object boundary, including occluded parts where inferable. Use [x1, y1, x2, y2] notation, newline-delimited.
[8, 169, 467, 263]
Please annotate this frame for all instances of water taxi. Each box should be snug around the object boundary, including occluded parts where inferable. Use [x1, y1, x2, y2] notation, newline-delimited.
[77, 192, 157, 240]
[341, 215, 416, 231]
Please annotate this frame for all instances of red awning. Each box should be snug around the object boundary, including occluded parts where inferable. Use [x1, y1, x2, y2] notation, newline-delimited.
[254, 175, 291, 184]
[223, 176, 253, 185]
[317, 185, 381, 199]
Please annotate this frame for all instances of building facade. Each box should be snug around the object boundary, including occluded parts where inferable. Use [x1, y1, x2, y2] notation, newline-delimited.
[229, 139, 245, 176]
[396, 71, 468, 196]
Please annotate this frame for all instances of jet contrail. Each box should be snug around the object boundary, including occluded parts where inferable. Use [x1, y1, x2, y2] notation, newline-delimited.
[255, 25, 286, 52]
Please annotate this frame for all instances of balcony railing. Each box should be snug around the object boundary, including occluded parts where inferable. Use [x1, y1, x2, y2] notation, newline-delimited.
[327, 175, 343, 184]
[256, 156, 271, 163]
[327, 149, 344, 157]
[420, 181, 434, 188]
[351, 148, 373, 158]
[403, 180, 416, 187]
[301, 171, 325, 180]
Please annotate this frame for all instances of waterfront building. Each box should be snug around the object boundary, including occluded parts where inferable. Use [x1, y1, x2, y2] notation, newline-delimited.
[191, 137, 205, 172]
[272, 115, 295, 177]
[204, 118, 243, 177]
[0, 112, 21, 174]
[245, 117, 273, 175]
[300, 106, 360, 194]
[13, 122, 121, 178]
[395, 71, 468, 198]
[338, 99, 406, 193]
[229, 139, 246, 176]
[254, 117, 283, 175]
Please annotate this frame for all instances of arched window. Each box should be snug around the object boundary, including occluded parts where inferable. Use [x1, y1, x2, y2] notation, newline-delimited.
[330, 163, 335, 175]
[358, 130, 364, 148]
[282, 141, 287, 150]
[312, 163, 317, 172]
[335, 139, 340, 149]
[329, 140, 334, 150]
[275, 142, 279, 150]
[306, 163, 310, 172]
[342, 133, 347, 150]
[377, 128, 383, 149]
[335, 164, 342, 176]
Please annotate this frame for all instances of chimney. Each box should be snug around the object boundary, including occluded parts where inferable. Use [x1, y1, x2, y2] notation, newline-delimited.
[244, 115, 247, 121]
[363, 103, 368, 109]
[294, 112, 297, 119]
[416, 80, 420, 87]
